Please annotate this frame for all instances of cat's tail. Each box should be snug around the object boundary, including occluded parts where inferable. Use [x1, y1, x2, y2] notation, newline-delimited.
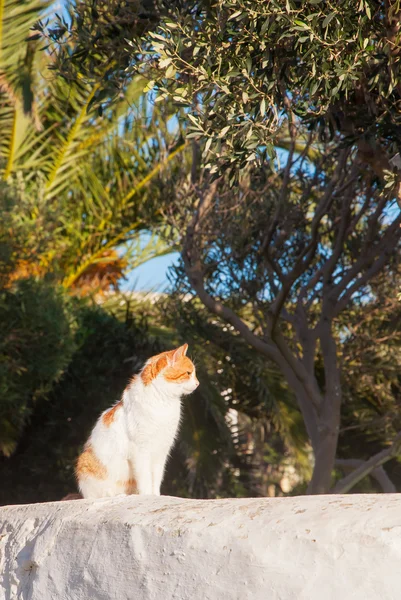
[60, 492, 83, 501]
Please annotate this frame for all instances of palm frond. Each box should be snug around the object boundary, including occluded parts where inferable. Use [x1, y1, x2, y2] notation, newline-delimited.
[0, 0, 50, 178]
[43, 82, 100, 199]
[1, 5, 184, 293]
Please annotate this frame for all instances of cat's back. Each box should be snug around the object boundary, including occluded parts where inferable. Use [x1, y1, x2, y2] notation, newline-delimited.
[89, 399, 130, 461]
[76, 398, 131, 492]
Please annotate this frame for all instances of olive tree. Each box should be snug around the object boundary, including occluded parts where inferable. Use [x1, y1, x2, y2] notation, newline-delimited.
[168, 131, 401, 493]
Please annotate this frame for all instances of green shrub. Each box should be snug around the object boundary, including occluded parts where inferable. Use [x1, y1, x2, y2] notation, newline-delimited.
[0, 279, 76, 456]
[0, 300, 161, 504]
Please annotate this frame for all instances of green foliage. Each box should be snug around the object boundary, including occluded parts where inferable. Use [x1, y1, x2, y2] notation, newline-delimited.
[130, 0, 401, 177]
[1, 69, 180, 286]
[340, 281, 401, 449]
[0, 0, 51, 122]
[0, 299, 157, 502]
[39, 0, 159, 107]
[48, 1, 401, 178]
[0, 0, 187, 291]
[0, 278, 76, 456]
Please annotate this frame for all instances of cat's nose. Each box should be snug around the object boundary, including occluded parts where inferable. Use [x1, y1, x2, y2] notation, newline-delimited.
[194, 378, 199, 387]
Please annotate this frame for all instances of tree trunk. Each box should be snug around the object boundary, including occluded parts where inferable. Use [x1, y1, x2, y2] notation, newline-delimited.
[277, 364, 340, 494]
[307, 423, 340, 494]
[305, 320, 342, 494]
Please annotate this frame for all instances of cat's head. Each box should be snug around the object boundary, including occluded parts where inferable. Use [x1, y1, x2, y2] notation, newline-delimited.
[141, 344, 199, 396]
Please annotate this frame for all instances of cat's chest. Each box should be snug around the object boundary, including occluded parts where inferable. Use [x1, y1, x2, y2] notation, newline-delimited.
[127, 399, 181, 436]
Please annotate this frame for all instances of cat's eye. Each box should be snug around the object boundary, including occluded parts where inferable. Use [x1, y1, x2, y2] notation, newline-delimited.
[186, 370, 192, 375]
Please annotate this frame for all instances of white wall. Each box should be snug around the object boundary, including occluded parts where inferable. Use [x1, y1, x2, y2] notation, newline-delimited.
[1, 494, 401, 600]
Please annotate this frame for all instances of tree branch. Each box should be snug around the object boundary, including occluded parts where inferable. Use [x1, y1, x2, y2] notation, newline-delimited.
[181, 182, 322, 446]
[332, 432, 401, 494]
[296, 150, 351, 308]
[335, 459, 397, 493]
[332, 216, 401, 317]
[181, 182, 281, 363]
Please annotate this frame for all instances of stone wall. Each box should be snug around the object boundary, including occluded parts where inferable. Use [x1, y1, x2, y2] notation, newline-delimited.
[1, 494, 401, 599]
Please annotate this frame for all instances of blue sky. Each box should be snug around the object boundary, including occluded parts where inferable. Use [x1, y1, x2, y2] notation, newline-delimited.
[123, 250, 180, 292]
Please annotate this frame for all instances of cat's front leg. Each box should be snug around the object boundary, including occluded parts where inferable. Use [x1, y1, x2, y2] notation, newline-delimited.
[151, 459, 166, 496]
[130, 451, 153, 495]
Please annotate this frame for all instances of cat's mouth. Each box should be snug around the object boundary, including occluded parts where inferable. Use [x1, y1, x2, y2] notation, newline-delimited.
[184, 378, 199, 393]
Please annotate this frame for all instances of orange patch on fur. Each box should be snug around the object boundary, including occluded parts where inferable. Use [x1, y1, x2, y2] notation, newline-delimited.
[102, 401, 123, 427]
[141, 346, 192, 385]
[141, 352, 171, 385]
[76, 445, 107, 480]
[164, 356, 194, 382]
[117, 478, 137, 494]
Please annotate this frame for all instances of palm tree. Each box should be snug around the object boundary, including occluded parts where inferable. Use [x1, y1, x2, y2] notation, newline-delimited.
[0, 0, 189, 294]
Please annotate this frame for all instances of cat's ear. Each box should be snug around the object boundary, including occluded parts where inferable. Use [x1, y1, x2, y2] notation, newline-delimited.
[172, 343, 188, 362]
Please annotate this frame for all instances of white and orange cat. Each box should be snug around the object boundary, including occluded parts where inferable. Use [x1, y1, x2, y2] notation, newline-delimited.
[76, 344, 198, 499]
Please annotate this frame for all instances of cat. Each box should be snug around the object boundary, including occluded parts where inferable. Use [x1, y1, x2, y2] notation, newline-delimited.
[75, 344, 198, 499]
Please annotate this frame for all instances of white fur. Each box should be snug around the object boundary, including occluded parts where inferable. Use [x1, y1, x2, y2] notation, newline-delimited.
[78, 359, 199, 499]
